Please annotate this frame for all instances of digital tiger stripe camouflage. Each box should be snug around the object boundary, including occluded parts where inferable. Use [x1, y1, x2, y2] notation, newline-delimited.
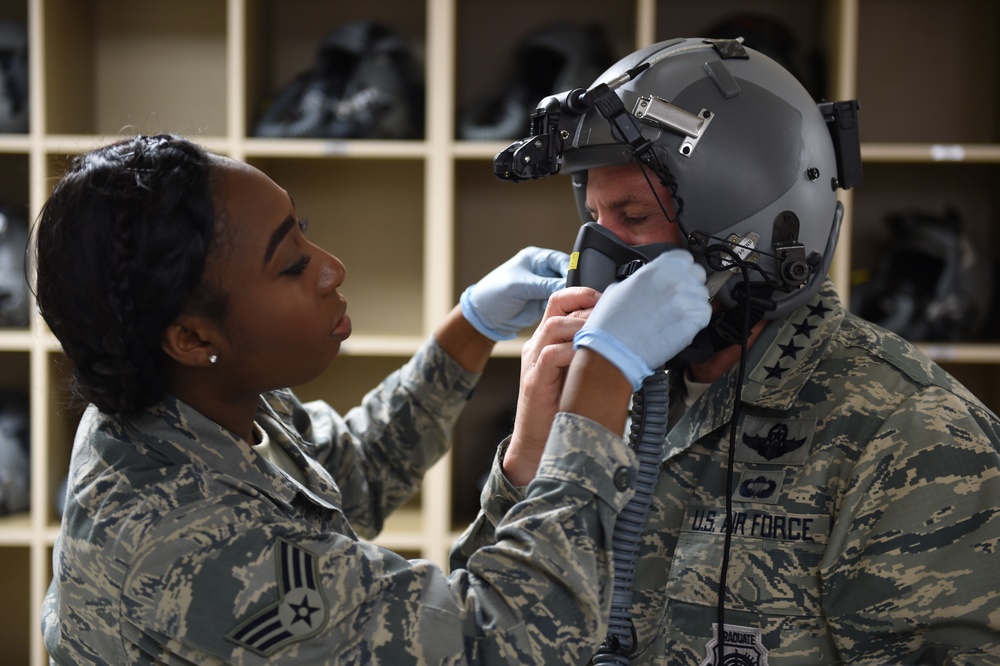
[42, 337, 637, 664]
[457, 281, 1000, 664]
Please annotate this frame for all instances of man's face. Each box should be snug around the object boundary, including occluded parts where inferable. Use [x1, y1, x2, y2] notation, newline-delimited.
[584, 163, 682, 246]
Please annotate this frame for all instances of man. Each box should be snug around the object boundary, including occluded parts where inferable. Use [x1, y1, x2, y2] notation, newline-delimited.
[455, 37, 1000, 664]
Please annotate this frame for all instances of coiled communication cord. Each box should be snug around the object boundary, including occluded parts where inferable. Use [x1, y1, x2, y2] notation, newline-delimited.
[593, 366, 669, 665]
[592, 258, 754, 666]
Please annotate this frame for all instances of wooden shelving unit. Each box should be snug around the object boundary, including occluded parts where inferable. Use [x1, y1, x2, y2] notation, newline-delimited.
[0, 1, 996, 663]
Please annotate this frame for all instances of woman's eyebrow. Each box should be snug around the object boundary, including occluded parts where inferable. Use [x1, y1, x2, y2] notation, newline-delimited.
[263, 215, 296, 266]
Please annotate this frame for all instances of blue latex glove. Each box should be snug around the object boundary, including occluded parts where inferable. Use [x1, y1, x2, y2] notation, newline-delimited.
[460, 247, 570, 341]
[574, 250, 711, 390]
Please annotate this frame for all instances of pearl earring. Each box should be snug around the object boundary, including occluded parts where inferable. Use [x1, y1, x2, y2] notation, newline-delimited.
[209, 354, 218, 365]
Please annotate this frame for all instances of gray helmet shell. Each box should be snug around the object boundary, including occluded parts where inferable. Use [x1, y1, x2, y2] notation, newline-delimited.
[559, 38, 842, 317]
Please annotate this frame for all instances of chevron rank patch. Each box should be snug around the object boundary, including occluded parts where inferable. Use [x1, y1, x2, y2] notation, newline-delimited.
[228, 539, 329, 656]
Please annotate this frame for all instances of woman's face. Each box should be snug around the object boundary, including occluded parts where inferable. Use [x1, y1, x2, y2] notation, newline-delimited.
[205, 157, 351, 399]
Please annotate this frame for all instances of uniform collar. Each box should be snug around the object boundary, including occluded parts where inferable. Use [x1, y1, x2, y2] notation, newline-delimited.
[740, 279, 844, 409]
[127, 391, 338, 512]
[664, 281, 844, 457]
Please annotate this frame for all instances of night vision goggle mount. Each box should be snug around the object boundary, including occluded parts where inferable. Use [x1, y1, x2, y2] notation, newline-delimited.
[493, 62, 668, 184]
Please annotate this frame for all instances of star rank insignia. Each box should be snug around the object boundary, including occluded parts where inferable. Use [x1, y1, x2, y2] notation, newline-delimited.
[777, 340, 804, 359]
[791, 319, 817, 338]
[763, 363, 787, 380]
[229, 539, 329, 656]
[753, 296, 830, 384]
[807, 301, 832, 319]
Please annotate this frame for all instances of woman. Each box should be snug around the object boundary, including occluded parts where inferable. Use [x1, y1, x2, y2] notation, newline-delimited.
[35, 134, 709, 664]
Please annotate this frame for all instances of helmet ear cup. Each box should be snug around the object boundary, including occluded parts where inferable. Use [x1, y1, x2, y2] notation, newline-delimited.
[253, 21, 425, 139]
[851, 208, 993, 341]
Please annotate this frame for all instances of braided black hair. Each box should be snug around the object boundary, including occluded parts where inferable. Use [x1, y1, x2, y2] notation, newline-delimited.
[33, 134, 229, 414]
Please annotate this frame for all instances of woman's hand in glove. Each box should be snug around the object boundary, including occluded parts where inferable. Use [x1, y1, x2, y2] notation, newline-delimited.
[460, 247, 569, 341]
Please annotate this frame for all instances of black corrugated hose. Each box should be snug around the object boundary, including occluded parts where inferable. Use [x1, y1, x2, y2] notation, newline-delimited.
[592, 366, 669, 665]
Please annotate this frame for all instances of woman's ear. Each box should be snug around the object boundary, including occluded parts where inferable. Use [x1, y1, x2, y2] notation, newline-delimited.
[162, 314, 218, 367]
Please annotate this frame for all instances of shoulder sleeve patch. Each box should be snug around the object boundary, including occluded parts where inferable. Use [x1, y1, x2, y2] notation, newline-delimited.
[227, 538, 329, 656]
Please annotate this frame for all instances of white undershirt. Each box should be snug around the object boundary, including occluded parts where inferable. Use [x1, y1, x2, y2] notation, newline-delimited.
[251, 423, 308, 486]
[683, 370, 712, 409]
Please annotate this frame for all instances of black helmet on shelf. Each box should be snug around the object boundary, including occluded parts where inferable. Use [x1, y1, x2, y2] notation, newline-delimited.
[0, 389, 29, 515]
[253, 20, 425, 140]
[458, 22, 616, 141]
[851, 207, 993, 341]
[494, 37, 862, 328]
[0, 20, 28, 134]
[0, 202, 29, 327]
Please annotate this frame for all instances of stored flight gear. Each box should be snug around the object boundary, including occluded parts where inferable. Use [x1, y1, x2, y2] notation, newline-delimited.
[851, 207, 993, 341]
[0, 389, 29, 515]
[253, 21, 425, 139]
[0, 202, 29, 327]
[458, 22, 615, 141]
[0, 20, 28, 133]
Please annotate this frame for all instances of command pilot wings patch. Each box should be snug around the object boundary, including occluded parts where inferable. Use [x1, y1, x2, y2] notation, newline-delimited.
[736, 416, 815, 465]
[228, 539, 329, 656]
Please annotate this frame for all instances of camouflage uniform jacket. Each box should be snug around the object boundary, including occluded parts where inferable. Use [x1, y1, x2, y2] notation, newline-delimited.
[455, 281, 1000, 665]
[42, 338, 637, 665]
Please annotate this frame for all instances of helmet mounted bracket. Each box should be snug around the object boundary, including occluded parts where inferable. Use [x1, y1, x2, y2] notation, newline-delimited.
[632, 95, 714, 157]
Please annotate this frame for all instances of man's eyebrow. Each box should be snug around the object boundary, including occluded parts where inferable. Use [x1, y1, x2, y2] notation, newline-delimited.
[608, 193, 641, 208]
[263, 215, 296, 266]
[586, 193, 640, 215]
